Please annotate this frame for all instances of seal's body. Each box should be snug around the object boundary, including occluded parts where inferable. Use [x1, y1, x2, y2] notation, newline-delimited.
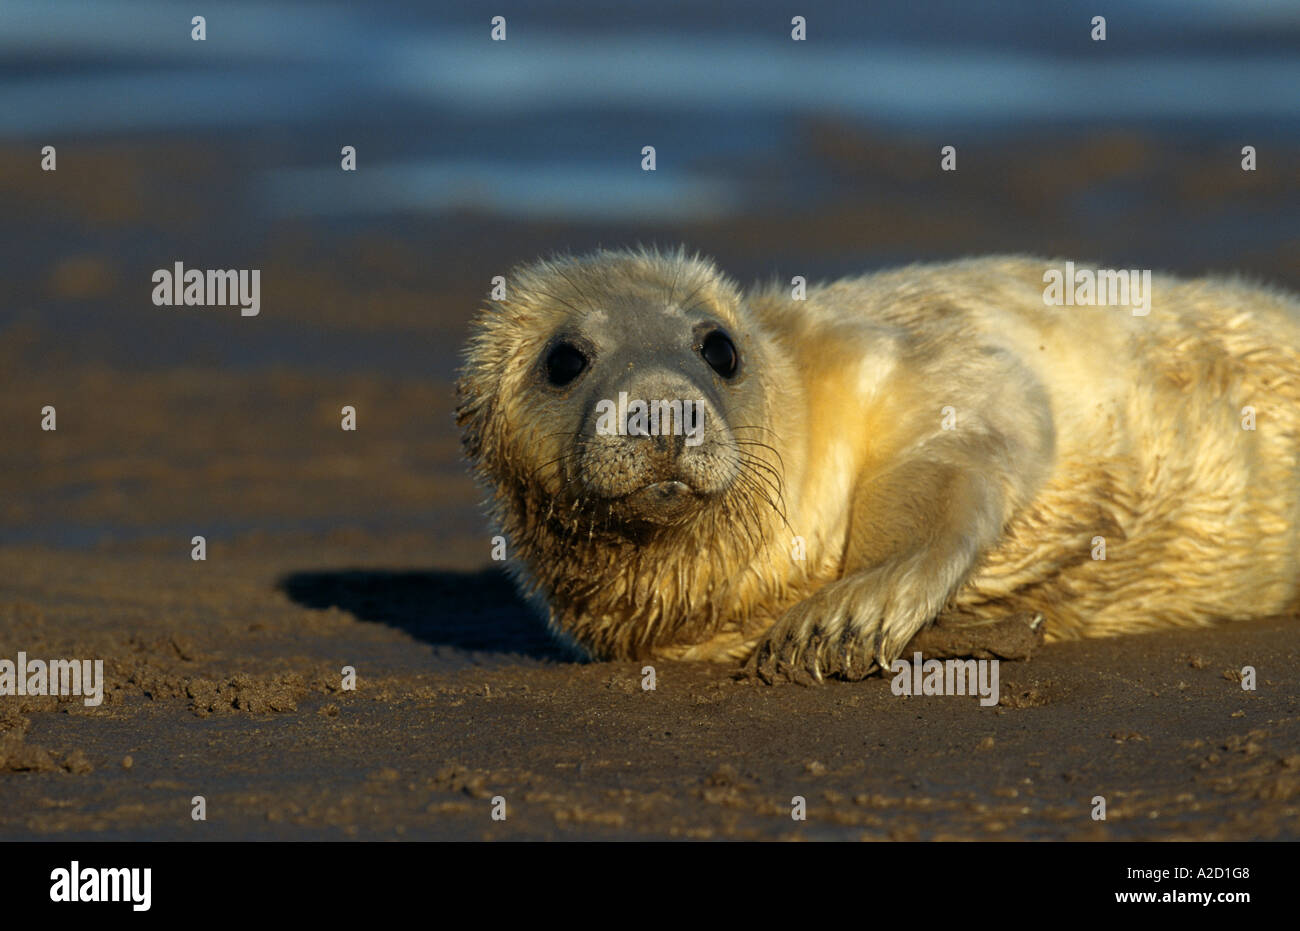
[456, 250, 1300, 681]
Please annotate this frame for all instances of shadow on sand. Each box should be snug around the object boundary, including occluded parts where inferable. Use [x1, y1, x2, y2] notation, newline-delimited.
[279, 567, 572, 661]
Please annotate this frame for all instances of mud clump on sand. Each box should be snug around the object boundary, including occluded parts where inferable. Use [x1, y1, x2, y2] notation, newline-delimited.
[905, 611, 1045, 661]
[432, 764, 494, 799]
[186, 673, 311, 717]
[0, 708, 93, 774]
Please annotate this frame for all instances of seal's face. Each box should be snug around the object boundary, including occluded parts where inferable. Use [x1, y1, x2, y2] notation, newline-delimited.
[540, 304, 746, 526]
[458, 248, 780, 539]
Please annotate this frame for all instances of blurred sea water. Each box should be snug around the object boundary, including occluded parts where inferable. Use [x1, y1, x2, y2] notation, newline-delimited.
[3, 0, 1298, 221]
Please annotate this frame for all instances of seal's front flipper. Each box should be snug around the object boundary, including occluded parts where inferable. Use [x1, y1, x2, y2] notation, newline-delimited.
[743, 455, 1012, 685]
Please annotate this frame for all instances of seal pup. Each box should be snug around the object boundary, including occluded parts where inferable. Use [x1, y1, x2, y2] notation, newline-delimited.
[456, 248, 1300, 682]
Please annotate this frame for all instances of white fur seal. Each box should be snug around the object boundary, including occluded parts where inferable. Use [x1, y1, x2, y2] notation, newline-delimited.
[456, 248, 1300, 682]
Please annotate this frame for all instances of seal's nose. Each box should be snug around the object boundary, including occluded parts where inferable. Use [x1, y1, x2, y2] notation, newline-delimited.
[648, 429, 684, 459]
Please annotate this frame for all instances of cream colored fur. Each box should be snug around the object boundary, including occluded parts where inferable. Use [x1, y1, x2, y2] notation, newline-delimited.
[457, 249, 1300, 681]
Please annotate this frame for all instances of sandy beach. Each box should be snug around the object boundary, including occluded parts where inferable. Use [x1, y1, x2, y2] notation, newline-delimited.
[2, 104, 1298, 839]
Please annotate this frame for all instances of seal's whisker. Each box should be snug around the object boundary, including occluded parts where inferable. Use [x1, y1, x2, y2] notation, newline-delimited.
[737, 459, 786, 514]
[732, 434, 787, 473]
[551, 265, 605, 312]
[735, 449, 786, 500]
[517, 283, 583, 315]
[736, 448, 786, 493]
[729, 468, 779, 545]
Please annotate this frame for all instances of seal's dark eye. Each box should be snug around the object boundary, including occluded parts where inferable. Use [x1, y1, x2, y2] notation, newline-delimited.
[700, 330, 739, 378]
[545, 342, 588, 387]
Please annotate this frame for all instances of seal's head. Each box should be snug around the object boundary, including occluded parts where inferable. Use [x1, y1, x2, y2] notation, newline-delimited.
[457, 247, 789, 659]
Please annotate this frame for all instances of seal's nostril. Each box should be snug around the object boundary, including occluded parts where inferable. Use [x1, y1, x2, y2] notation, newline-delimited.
[650, 431, 684, 457]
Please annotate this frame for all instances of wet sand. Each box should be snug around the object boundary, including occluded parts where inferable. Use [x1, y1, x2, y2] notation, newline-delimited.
[2, 540, 1297, 840]
[2, 131, 1299, 840]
